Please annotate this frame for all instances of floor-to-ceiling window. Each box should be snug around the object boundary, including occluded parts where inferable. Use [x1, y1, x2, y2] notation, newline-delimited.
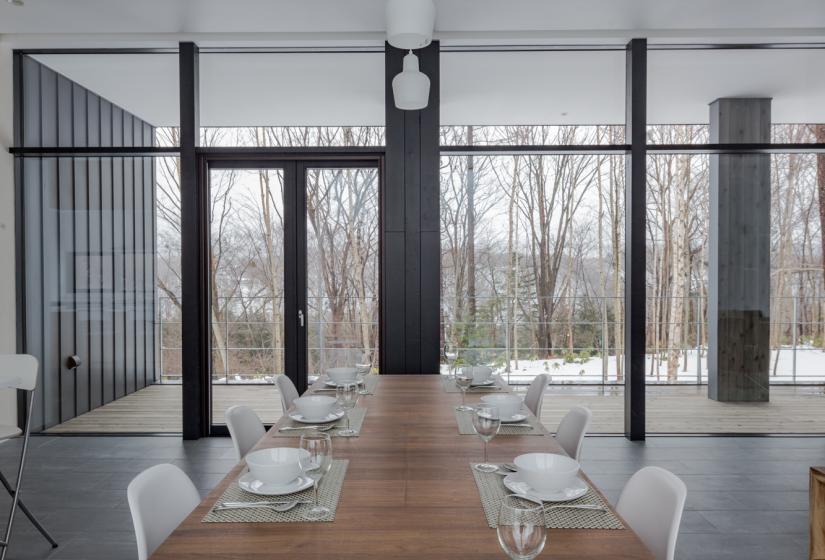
[439, 48, 628, 433]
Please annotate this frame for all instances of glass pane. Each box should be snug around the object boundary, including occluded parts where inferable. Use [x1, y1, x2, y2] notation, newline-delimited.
[645, 145, 825, 433]
[305, 167, 380, 376]
[210, 168, 285, 425]
[24, 53, 179, 147]
[440, 148, 626, 433]
[441, 50, 625, 133]
[647, 48, 825, 139]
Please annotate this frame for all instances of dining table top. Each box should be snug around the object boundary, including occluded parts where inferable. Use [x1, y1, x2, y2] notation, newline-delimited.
[152, 374, 654, 559]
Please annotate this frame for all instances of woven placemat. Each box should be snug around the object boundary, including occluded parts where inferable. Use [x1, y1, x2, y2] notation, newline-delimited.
[454, 409, 548, 436]
[441, 375, 509, 393]
[471, 464, 624, 530]
[272, 407, 367, 438]
[203, 459, 349, 523]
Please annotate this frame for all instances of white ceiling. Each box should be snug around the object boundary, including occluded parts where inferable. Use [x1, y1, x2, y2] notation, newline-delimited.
[20, 0, 825, 126]
[2, 0, 825, 38]
[34, 47, 825, 127]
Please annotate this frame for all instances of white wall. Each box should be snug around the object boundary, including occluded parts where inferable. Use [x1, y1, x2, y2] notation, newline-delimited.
[0, 39, 17, 426]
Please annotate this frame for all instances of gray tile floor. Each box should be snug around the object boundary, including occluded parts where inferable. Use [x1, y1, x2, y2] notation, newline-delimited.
[0, 435, 820, 559]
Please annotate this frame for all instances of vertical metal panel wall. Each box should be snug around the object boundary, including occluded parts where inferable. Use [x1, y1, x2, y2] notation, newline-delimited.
[19, 55, 157, 431]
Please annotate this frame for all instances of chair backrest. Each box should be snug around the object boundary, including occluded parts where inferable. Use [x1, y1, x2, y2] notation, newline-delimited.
[0, 354, 38, 391]
[276, 375, 300, 413]
[524, 374, 549, 417]
[554, 405, 592, 461]
[225, 405, 265, 461]
[615, 466, 687, 560]
[127, 464, 200, 560]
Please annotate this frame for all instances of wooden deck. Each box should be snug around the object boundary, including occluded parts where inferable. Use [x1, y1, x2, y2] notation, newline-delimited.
[45, 379, 825, 434]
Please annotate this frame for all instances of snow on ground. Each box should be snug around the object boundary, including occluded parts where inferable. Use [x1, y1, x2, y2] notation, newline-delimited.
[440, 346, 825, 385]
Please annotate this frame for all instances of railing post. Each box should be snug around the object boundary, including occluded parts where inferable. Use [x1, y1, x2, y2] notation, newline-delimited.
[158, 297, 163, 384]
[696, 295, 702, 384]
[792, 294, 798, 384]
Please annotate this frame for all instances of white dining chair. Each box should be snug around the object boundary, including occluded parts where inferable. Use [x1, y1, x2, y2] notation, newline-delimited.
[524, 374, 549, 417]
[225, 405, 265, 461]
[615, 466, 687, 560]
[554, 405, 592, 462]
[0, 355, 58, 560]
[127, 463, 201, 560]
[276, 375, 300, 413]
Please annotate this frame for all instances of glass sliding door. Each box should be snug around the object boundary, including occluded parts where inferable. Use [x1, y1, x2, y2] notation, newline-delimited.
[303, 165, 380, 378]
[207, 159, 380, 431]
[209, 166, 288, 425]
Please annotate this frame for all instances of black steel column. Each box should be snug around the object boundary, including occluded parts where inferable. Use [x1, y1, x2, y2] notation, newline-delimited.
[383, 42, 440, 375]
[179, 42, 208, 439]
[624, 38, 646, 441]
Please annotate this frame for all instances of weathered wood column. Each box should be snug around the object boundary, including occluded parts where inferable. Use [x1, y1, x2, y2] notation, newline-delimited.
[708, 97, 771, 402]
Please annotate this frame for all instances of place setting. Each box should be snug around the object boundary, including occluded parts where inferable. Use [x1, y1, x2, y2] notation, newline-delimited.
[274, 383, 366, 438]
[469, 447, 624, 531]
[310, 365, 380, 396]
[204, 432, 348, 523]
[443, 365, 509, 404]
[454, 394, 548, 436]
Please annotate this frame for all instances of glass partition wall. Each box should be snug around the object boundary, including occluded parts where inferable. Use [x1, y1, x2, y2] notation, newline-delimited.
[12, 43, 825, 436]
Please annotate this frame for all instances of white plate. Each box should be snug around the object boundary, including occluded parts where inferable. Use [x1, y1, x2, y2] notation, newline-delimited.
[288, 409, 345, 424]
[238, 472, 313, 496]
[469, 379, 496, 387]
[502, 472, 588, 502]
[500, 413, 528, 423]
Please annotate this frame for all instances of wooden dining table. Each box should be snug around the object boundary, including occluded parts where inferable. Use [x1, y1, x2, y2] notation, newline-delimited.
[152, 375, 653, 559]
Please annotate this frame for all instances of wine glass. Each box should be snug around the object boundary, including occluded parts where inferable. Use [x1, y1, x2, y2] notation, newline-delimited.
[472, 404, 501, 473]
[298, 432, 333, 520]
[497, 494, 547, 560]
[335, 382, 359, 436]
[454, 369, 474, 412]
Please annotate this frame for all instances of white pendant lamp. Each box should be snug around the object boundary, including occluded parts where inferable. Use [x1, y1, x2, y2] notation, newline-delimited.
[392, 51, 430, 110]
[386, 0, 435, 50]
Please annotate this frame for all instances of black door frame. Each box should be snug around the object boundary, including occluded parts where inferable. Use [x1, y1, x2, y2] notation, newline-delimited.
[199, 152, 383, 436]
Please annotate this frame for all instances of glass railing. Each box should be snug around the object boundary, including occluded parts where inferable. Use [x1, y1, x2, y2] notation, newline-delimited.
[156, 295, 378, 384]
[440, 295, 825, 386]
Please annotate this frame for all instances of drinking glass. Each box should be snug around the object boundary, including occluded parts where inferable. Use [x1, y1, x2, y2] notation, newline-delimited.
[355, 363, 371, 395]
[454, 370, 474, 412]
[472, 404, 501, 472]
[497, 494, 547, 560]
[298, 432, 333, 520]
[335, 382, 359, 436]
[444, 344, 458, 379]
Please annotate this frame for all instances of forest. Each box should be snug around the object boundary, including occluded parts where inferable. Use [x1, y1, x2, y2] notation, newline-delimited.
[153, 124, 825, 385]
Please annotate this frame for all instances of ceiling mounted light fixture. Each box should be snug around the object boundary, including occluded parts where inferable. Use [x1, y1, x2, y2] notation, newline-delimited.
[386, 0, 435, 50]
[7, 0, 24, 6]
[392, 51, 430, 111]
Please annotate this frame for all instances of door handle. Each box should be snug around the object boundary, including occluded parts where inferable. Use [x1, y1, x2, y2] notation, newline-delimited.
[298, 310, 305, 328]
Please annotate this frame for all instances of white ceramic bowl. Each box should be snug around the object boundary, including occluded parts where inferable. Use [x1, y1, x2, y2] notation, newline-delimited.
[461, 366, 492, 384]
[480, 394, 523, 420]
[245, 447, 310, 485]
[327, 367, 358, 385]
[293, 395, 337, 421]
[513, 453, 580, 493]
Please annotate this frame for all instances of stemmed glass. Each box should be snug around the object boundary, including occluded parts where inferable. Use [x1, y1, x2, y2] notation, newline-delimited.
[298, 432, 333, 520]
[472, 404, 501, 472]
[454, 369, 474, 412]
[497, 494, 547, 560]
[335, 382, 359, 436]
